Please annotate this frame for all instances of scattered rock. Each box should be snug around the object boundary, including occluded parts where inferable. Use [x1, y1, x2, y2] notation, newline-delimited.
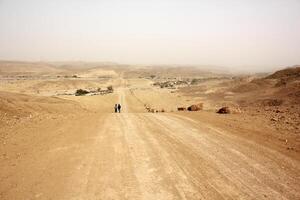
[261, 99, 283, 106]
[286, 147, 295, 150]
[271, 117, 278, 121]
[187, 103, 203, 111]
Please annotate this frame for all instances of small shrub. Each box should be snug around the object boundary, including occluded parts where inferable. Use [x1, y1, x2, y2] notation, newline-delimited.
[75, 89, 89, 96]
[107, 85, 113, 91]
[191, 79, 198, 85]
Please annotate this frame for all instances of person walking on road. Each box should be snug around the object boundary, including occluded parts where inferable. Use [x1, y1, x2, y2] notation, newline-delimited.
[118, 104, 121, 113]
[114, 104, 118, 113]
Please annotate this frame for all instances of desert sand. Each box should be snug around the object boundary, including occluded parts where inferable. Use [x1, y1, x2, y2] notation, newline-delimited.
[0, 61, 299, 199]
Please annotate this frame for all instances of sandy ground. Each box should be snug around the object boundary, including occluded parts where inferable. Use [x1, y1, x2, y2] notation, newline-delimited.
[1, 75, 300, 200]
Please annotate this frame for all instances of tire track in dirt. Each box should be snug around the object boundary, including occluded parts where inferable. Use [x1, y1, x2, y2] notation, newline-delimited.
[118, 79, 299, 199]
[139, 113, 251, 199]
[144, 113, 300, 199]
[62, 113, 141, 200]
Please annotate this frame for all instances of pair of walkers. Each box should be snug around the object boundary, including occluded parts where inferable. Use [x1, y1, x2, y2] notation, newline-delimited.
[114, 104, 122, 113]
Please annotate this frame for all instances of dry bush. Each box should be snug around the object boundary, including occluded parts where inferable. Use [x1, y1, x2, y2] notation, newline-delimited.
[75, 89, 89, 96]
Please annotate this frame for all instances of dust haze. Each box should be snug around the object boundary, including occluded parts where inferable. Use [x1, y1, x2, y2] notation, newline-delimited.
[1, 0, 300, 71]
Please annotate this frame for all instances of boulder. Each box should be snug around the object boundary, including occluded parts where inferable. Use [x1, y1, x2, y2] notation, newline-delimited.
[187, 103, 203, 111]
[217, 107, 230, 114]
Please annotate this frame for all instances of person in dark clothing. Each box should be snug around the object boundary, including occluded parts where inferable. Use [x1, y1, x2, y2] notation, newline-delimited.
[118, 104, 121, 113]
[114, 104, 118, 113]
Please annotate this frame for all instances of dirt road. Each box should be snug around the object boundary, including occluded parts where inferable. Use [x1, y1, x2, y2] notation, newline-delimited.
[1, 83, 300, 200]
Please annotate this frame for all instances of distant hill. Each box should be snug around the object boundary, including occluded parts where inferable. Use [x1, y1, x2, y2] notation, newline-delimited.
[266, 65, 300, 80]
[0, 61, 63, 75]
[0, 61, 123, 76]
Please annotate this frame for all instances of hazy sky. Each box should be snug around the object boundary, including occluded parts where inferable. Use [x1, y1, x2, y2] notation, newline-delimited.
[0, 0, 300, 70]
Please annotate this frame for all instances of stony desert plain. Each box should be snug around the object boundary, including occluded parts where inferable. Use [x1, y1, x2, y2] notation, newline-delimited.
[0, 61, 299, 200]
